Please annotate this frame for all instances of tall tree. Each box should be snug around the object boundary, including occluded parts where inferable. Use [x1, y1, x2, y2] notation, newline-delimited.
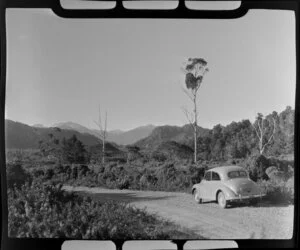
[94, 106, 108, 164]
[38, 133, 61, 161]
[252, 113, 276, 155]
[181, 58, 209, 163]
[62, 135, 87, 164]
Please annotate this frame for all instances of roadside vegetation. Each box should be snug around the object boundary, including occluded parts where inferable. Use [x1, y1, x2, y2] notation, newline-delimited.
[7, 164, 199, 239]
[6, 146, 294, 205]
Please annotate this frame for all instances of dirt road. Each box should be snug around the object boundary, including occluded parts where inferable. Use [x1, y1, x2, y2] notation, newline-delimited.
[63, 186, 294, 239]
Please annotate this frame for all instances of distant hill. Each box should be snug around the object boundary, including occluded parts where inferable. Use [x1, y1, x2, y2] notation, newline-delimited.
[135, 124, 209, 149]
[52, 121, 95, 136]
[53, 122, 155, 145]
[5, 120, 101, 149]
[150, 141, 194, 160]
[107, 124, 155, 145]
[89, 143, 126, 163]
[32, 124, 45, 128]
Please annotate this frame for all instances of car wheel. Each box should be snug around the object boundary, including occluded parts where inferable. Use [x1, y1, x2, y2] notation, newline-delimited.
[193, 189, 202, 204]
[217, 191, 227, 208]
[249, 198, 259, 206]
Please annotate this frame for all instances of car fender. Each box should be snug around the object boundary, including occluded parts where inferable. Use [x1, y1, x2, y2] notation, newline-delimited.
[215, 185, 238, 201]
[192, 183, 201, 194]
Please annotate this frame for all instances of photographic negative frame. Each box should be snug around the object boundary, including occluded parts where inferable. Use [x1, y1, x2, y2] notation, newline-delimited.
[0, 0, 299, 249]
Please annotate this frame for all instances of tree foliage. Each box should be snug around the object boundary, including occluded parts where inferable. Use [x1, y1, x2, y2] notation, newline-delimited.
[38, 133, 61, 160]
[6, 163, 32, 189]
[194, 106, 294, 162]
[62, 135, 88, 164]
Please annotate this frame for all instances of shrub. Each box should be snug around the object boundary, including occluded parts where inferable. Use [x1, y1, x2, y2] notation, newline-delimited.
[189, 165, 206, 184]
[62, 135, 88, 164]
[54, 164, 65, 174]
[71, 166, 78, 179]
[246, 154, 269, 181]
[265, 166, 286, 182]
[6, 163, 32, 189]
[258, 178, 294, 204]
[77, 165, 90, 177]
[7, 181, 195, 239]
[44, 168, 55, 180]
[151, 151, 168, 162]
[32, 169, 44, 178]
[116, 175, 132, 190]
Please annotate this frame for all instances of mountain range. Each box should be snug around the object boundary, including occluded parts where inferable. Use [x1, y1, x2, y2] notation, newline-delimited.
[52, 121, 155, 145]
[5, 107, 294, 161]
[5, 120, 100, 149]
[5, 119, 208, 152]
[135, 124, 209, 149]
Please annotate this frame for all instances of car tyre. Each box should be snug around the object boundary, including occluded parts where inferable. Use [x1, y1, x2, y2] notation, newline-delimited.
[193, 189, 202, 204]
[249, 198, 259, 206]
[217, 191, 227, 208]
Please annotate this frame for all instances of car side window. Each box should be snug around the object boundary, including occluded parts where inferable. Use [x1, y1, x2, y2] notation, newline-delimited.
[211, 171, 221, 181]
[204, 171, 211, 181]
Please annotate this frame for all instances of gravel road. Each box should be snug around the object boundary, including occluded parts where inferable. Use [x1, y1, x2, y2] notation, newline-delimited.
[63, 186, 294, 239]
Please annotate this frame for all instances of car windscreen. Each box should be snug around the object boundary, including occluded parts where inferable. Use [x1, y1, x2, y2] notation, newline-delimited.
[227, 170, 248, 179]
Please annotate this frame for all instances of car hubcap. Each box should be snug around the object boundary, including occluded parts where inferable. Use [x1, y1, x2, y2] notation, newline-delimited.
[194, 190, 201, 203]
[219, 193, 225, 207]
[194, 192, 199, 201]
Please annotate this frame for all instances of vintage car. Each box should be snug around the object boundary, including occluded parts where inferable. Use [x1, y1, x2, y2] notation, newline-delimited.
[192, 166, 265, 208]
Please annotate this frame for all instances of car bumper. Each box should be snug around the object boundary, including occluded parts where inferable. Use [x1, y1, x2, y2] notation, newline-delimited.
[227, 194, 266, 202]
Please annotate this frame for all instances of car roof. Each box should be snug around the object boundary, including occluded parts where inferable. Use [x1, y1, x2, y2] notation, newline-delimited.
[208, 165, 245, 174]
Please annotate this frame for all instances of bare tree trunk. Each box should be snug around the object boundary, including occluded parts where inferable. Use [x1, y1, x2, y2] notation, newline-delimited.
[252, 116, 276, 155]
[102, 111, 107, 164]
[259, 138, 263, 155]
[94, 107, 108, 165]
[102, 138, 105, 164]
[193, 94, 197, 163]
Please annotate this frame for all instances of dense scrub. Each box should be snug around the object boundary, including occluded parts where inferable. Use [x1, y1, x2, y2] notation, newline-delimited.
[39, 161, 207, 192]
[6, 163, 32, 189]
[7, 172, 197, 239]
[257, 178, 294, 204]
[18, 153, 293, 206]
[6, 144, 294, 206]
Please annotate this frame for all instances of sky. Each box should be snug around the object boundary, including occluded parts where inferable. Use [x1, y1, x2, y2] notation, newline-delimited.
[5, 8, 296, 131]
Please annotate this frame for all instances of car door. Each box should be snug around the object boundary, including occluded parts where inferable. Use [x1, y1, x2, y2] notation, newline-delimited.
[199, 171, 212, 200]
[209, 171, 222, 200]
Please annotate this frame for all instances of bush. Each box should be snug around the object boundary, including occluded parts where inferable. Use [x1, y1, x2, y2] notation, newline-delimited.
[32, 169, 44, 179]
[60, 160, 204, 192]
[44, 168, 55, 180]
[258, 178, 294, 204]
[78, 165, 90, 177]
[189, 165, 206, 184]
[246, 154, 270, 181]
[151, 151, 168, 162]
[71, 166, 78, 179]
[116, 175, 132, 190]
[7, 181, 195, 239]
[6, 163, 32, 189]
[54, 164, 65, 175]
[62, 135, 88, 164]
